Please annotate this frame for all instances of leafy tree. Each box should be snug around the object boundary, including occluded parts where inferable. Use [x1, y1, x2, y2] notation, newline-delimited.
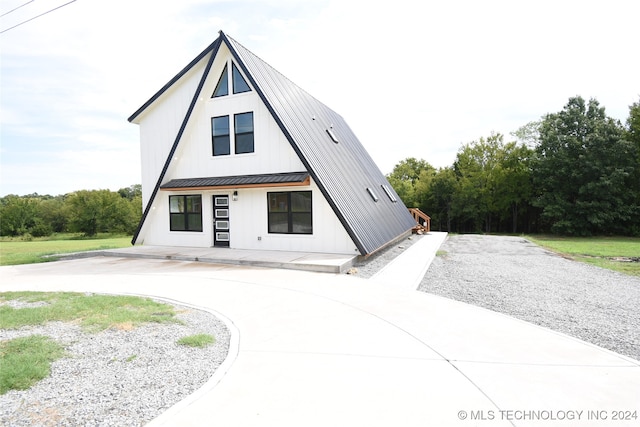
[0, 195, 40, 236]
[386, 158, 435, 207]
[624, 97, 640, 234]
[118, 184, 142, 201]
[532, 96, 638, 235]
[67, 190, 137, 236]
[39, 196, 69, 233]
[494, 141, 534, 233]
[511, 120, 541, 148]
[423, 167, 457, 231]
[453, 133, 506, 232]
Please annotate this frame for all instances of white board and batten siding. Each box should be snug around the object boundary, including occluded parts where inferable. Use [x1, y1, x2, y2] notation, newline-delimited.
[135, 55, 211, 209]
[139, 178, 358, 255]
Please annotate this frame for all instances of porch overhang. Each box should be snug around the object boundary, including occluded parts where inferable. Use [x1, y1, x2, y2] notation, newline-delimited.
[160, 172, 310, 191]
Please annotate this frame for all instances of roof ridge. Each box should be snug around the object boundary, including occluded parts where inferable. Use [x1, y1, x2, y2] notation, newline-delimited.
[224, 33, 343, 120]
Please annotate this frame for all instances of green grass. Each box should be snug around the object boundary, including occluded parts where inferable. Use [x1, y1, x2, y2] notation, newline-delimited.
[177, 334, 215, 348]
[0, 292, 179, 332]
[526, 235, 640, 276]
[0, 335, 66, 394]
[0, 292, 181, 394]
[0, 233, 131, 265]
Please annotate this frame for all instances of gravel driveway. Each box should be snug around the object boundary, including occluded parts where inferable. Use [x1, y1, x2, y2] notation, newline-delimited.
[419, 234, 640, 361]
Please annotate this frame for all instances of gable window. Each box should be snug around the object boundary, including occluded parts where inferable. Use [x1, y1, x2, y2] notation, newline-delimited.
[232, 63, 251, 94]
[234, 112, 254, 154]
[268, 191, 312, 234]
[212, 64, 229, 98]
[169, 195, 203, 232]
[212, 115, 230, 156]
[211, 62, 251, 98]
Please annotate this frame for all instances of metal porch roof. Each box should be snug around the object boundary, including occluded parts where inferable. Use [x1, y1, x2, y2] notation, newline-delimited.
[160, 172, 310, 190]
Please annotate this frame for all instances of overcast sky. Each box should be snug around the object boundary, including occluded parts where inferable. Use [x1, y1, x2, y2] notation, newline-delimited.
[1, 0, 639, 196]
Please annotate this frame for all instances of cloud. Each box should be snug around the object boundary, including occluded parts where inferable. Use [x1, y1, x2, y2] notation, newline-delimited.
[1, 0, 639, 196]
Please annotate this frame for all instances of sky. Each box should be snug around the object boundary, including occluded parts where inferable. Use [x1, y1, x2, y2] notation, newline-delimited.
[1, 0, 639, 196]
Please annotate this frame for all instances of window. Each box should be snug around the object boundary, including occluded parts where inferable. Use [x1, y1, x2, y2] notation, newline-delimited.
[366, 187, 379, 202]
[212, 116, 230, 156]
[235, 112, 254, 154]
[268, 191, 312, 234]
[212, 113, 254, 156]
[381, 184, 397, 202]
[212, 64, 229, 97]
[326, 128, 339, 143]
[232, 63, 251, 94]
[212, 62, 251, 97]
[169, 195, 202, 231]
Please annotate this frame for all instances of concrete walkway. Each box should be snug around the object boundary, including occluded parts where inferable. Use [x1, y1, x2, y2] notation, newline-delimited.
[1, 246, 639, 426]
[371, 231, 448, 289]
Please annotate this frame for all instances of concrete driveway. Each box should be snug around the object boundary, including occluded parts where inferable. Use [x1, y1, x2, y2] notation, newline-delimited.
[1, 256, 639, 427]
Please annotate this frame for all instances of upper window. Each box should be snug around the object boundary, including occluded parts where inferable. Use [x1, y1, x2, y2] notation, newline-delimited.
[268, 191, 312, 234]
[212, 64, 229, 98]
[169, 195, 203, 232]
[234, 112, 254, 154]
[212, 113, 254, 156]
[232, 63, 251, 94]
[212, 116, 230, 156]
[211, 62, 251, 98]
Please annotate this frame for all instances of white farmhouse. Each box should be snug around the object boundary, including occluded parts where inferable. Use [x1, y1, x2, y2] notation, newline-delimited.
[129, 31, 416, 256]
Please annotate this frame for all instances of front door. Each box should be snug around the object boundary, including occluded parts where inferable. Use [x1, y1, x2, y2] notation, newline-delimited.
[213, 195, 230, 247]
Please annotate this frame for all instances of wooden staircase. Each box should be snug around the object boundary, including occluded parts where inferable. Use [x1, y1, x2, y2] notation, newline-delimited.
[408, 208, 431, 234]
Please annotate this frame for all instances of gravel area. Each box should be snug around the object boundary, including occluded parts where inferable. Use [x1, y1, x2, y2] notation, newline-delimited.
[351, 234, 423, 278]
[0, 300, 230, 427]
[419, 234, 640, 361]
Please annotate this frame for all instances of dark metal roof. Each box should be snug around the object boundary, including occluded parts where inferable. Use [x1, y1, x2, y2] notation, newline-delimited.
[130, 31, 416, 255]
[223, 33, 416, 255]
[161, 172, 309, 189]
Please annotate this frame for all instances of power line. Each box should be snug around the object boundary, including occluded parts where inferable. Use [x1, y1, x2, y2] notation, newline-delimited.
[1, 0, 77, 34]
[0, 0, 35, 18]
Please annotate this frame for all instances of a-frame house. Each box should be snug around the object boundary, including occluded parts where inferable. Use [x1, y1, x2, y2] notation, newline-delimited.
[128, 31, 416, 256]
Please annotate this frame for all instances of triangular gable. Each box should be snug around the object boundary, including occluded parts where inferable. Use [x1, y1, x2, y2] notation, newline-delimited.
[129, 31, 415, 255]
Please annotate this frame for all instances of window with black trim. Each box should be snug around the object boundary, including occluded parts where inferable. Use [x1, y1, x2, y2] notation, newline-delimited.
[169, 195, 203, 231]
[232, 63, 251, 94]
[212, 64, 229, 97]
[234, 112, 254, 154]
[212, 116, 230, 156]
[211, 62, 251, 98]
[268, 191, 312, 234]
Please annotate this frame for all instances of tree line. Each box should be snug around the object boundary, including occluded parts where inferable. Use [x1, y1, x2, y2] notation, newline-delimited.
[0, 185, 142, 238]
[387, 96, 640, 236]
[2, 96, 638, 239]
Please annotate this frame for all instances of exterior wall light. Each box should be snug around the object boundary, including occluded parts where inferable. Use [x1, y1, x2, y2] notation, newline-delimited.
[233, 190, 238, 201]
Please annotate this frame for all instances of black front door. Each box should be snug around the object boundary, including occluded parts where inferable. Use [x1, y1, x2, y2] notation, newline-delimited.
[213, 195, 230, 247]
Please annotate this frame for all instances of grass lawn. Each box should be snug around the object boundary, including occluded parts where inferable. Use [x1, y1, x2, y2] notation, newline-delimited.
[526, 235, 640, 276]
[0, 233, 131, 266]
